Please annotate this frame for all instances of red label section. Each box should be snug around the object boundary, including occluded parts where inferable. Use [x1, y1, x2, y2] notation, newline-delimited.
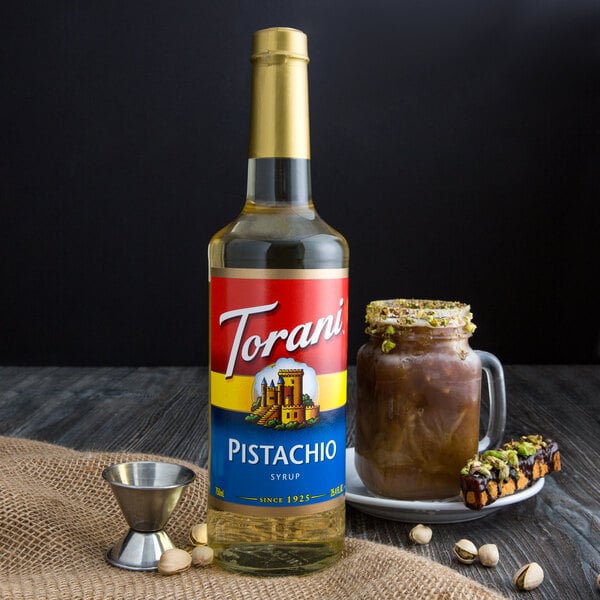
[210, 276, 348, 377]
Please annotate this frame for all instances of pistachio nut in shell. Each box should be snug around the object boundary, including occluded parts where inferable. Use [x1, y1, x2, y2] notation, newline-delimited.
[191, 545, 214, 566]
[190, 523, 208, 546]
[596, 572, 600, 591]
[478, 543, 499, 567]
[453, 539, 478, 564]
[514, 562, 544, 591]
[409, 524, 432, 545]
[158, 548, 192, 575]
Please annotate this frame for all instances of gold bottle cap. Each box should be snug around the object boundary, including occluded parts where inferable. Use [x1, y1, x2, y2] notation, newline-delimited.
[248, 27, 311, 159]
[251, 27, 308, 63]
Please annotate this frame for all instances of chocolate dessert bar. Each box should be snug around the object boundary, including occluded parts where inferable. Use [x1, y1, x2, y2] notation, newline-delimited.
[460, 435, 561, 510]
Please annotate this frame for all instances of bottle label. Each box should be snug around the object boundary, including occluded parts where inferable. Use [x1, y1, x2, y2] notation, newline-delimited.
[209, 267, 348, 516]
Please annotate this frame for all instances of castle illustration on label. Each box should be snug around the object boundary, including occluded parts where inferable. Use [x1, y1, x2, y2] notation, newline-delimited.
[247, 363, 320, 430]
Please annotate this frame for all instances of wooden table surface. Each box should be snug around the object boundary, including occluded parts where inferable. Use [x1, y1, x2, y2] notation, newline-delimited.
[1, 365, 598, 599]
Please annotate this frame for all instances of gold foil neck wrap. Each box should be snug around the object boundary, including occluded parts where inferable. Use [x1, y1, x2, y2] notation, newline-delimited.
[249, 27, 310, 159]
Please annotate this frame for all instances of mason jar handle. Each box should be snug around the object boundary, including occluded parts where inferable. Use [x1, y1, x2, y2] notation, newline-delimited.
[475, 350, 507, 452]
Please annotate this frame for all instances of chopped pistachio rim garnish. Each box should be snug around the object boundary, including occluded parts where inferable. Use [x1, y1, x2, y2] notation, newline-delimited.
[364, 298, 476, 336]
[381, 339, 396, 353]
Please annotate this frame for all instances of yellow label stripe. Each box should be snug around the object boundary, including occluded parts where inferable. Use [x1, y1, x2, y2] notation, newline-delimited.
[210, 370, 346, 412]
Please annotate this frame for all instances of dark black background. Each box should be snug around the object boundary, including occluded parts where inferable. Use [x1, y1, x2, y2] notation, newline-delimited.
[2, 1, 600, 366]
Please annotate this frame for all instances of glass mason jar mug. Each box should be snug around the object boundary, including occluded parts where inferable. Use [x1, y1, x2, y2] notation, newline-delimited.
[355, 299, 506, 500]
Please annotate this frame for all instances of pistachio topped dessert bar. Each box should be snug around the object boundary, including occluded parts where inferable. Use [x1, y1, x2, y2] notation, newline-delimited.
[460, 435, 561, 510]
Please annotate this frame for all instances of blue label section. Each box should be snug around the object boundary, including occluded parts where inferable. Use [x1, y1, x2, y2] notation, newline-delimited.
[210, 406, 346, 507]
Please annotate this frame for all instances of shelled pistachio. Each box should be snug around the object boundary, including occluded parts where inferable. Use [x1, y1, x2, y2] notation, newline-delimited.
[190, 523, 208, 546]
[409, 524, 432, 545]
[453, 539, 478, 564]
[158, 548, 192, 575]
[191, 545, 214, 566]
[478, 544, 499, 567]
[514, 562, 544, 591]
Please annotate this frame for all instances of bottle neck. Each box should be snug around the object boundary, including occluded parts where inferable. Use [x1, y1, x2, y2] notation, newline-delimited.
[246, 158, 312, 206]
[246, 28, 311, 207]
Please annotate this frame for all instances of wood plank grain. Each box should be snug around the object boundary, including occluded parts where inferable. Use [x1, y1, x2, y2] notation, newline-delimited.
[0, 365, 598, 599]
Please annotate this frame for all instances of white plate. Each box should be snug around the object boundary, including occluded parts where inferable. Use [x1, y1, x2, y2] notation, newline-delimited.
[345, 447, 545, 523]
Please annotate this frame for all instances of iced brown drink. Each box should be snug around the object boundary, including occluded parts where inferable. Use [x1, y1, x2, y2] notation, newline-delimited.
[355, 299, 484, 500]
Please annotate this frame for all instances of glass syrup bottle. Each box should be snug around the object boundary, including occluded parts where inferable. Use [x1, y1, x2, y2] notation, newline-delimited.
[207, 27, 349, 575]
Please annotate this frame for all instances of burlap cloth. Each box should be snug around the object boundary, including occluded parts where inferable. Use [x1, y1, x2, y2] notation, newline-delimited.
[0, 436, 507, 600]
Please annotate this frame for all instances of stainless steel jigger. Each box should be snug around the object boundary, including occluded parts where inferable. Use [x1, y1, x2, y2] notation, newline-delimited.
[103, 461, 195, 571]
